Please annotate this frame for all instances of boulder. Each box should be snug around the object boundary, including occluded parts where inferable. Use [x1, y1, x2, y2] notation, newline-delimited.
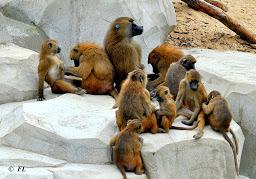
[0, 12, 47, 52]
[185, 49, 256, 178]
[1, 0, 177, 71]
[0, 44, 39, 104]
[0, 94, 116, 164]
[141, 117, 244, 179]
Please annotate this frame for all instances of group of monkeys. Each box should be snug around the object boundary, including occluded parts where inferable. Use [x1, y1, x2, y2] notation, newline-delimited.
[37, 17, 239, 178]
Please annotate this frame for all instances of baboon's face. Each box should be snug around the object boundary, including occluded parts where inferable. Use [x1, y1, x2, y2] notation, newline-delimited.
[206, 90, 221, 104]
[113, 17, 143, 38]
[181, 55, 196, 71]
[186, 70, 201, 91]
[43, 39, 61, 54]
[155, 86, 171, 102]
[70, 45, 82, 61]
[148, 51, 160, 74]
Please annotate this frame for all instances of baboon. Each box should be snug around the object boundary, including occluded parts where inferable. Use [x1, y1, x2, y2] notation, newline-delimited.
[155, 86, 176, 133]
[148, 44, 184, 88]
[104, 17, 144, 91]
[64, 43, 118, 100]
[201, 90, 239, 175]
[110, 119, 144, 179]
[165, 55, 197, 98]
[37, 39, 85, 101]
[175, 70, 207, 133]
[115, 69, 158, 133]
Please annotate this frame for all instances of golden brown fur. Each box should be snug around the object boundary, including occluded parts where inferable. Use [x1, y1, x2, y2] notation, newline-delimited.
[155, 86, 176, 133]
[65, 43, 118, 99]
[115, 69, 158, 133]
[175, 70, 207, 136]
[37, 39, 85, 101]
[104, 17, 144, 91]
[148, 44, 184, 88]
[110, 120, 144, 179]
[202, 90, 239, 175]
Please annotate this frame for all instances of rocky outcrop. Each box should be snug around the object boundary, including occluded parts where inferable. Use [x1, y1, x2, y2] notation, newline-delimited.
[186, 48, 256, 178]
[0, 44, 39, 104]
[1, 0, 177, 71]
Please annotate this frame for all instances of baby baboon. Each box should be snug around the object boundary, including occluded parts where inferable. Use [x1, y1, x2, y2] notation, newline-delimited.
[65, 43, 118, 99]
[176, 70, 207, 134]
[110, 119, 144, 179]
[115, 69, 158, 133]
[148, 44, 184, 88]
[201, 90, 239, 175]
[165, 55, 197, 98]
[104, 17, 144, 91]
[155, 86, 176, 133]
[37, 39, 85, 101]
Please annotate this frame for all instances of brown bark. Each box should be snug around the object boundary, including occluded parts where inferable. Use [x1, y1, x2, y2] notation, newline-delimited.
[182, 0, 256, 44]
[204, 0, 228, 12]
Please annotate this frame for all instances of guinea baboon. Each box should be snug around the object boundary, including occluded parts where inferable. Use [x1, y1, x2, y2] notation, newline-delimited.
[104, 17, 144, 91]
[115, 69, 158, 133]
[64, 43, 118, 100]
[165, 55, 197, 98]
[201, 90, 239, 175]
[148, 44, 184, 88]
[110, 119, 144, 179]
[37, 39, 85, 101]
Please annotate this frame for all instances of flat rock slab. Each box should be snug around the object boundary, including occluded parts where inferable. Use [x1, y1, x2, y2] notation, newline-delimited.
[185, 49, 256, 178]
[0, 94, 116, 164]
[0, 12, 46, 52]
[0, 44, 38, 104]
[141, 117, 244, 179]
[0, 146, 66, 167]
[2, 0, 176, 71]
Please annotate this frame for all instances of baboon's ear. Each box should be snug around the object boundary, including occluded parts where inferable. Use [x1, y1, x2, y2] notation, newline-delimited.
[131, 74, 137, 81]
[48, 43, 52, 49]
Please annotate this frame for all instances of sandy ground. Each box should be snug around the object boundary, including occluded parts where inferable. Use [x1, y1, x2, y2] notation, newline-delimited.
[168, 0, 256, 53]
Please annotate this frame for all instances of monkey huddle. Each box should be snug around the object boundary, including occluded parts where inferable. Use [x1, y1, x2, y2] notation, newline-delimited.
[37, 17, 239, 178]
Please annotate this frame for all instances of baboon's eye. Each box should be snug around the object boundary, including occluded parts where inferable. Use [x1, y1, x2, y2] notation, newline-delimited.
[48, 43, 52, 49]
[114, 24, 120, 30]
[73, 48, 79, 53]
[165, 90, 168, 95]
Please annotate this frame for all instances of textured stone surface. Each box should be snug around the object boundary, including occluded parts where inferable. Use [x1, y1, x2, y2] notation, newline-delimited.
[49, 163, 147, 179]
[0, 94, 116, 164]
[0, 12, 46, 52]
[141, 117, 244, 179]
[0, 167, 54, 179]
[0, 44, 39, 104]
[0, 146, 66, 167]
[1, 0, 176, 71]
[184, 49, 256, 178]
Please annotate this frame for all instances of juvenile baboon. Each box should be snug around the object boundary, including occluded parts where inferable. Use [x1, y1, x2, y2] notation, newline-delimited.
[155, 86, 176, 133]
[165, 55, 197, 98]
[110, 119, 144, 179]
[201, 90, 239, 175]
[115, 69, 158, 133]
[148, 44, 184, 88]
[37, 39, 85, 101]
[175, 70, 207, 134]
[104, 17, 144, 91]
[64, 43, 118, 99]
